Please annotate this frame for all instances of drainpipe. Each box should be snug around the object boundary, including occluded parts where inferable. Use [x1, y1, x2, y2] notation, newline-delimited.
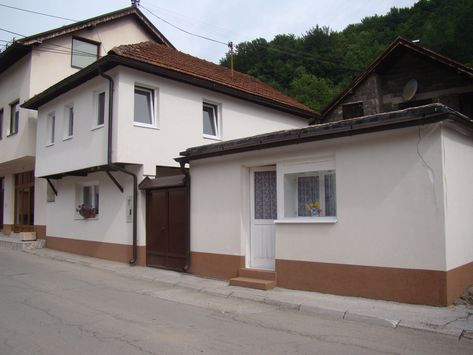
[100, 70, 138, 265]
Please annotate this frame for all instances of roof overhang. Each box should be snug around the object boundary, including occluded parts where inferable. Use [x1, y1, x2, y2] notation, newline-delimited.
[138, 175, 187, 190]
[0, 42, 32, 75]
[0, 6, 174, 75]
[22, 54, 317, 120]
[176, 104, 473, 164]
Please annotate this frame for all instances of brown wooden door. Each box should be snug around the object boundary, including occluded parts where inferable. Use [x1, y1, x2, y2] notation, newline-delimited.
[146, 186, 189, 270]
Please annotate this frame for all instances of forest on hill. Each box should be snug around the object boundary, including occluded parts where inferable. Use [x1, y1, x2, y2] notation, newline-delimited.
[220, 0, 473, 112]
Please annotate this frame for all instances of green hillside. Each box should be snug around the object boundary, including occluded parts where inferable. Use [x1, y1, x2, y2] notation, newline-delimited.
[220, 0, 473, 112]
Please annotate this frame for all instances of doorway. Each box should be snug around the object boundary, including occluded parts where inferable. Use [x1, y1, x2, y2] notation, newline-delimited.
[249, 167, 276, 270]
[145, 186, 189, 271]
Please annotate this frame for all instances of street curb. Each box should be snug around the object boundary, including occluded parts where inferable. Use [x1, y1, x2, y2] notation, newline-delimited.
[21, 248, 472, 339]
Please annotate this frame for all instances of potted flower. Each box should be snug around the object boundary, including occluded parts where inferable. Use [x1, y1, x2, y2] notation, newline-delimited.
[76, 204, 96, 219]
[306, 200, 321, 217]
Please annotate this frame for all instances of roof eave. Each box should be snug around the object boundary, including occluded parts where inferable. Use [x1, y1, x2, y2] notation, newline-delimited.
[18, 6, 172, 48]
[0, 42, 31, 75]
[176, 104, 473, 163]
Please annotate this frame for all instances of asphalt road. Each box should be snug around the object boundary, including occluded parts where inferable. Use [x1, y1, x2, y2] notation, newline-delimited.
[0, 248, 472, 355]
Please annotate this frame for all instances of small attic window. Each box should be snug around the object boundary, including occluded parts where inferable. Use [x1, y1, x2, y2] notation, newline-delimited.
[71, 37, 99, 69]
[342, 102, 364, 119]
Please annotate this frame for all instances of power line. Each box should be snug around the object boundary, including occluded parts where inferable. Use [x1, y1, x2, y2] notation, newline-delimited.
[0, 27, 25, 38]
[0, 3, 76, 22]
[140, 5, 229, 47]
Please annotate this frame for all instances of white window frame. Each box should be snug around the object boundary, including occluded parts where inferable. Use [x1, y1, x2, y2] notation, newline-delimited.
[276, 159, 337, 224]
[202, 101, 221, 140]
[46, 112, 55, 146]
[93, 91, 106, 129]
[63, 104, 74, 140]
[133, 85, 157, 128]
[75, 182, 99, 219]
[9, 99, 19, 136]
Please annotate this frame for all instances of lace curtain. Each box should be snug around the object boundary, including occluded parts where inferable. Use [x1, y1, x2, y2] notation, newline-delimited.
[254, 171, 277, 219]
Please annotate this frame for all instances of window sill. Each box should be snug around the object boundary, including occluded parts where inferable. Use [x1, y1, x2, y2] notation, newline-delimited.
[274, 217, 337, 224]
[74, 217, 99, 221]
[7, 132, 18, 137]
[133, 122, 159, 130]
[91, 124, 104, 131]
[45, 142, 55, 147]
[63, 136, 73, 141]
[203, 134, 222, 141]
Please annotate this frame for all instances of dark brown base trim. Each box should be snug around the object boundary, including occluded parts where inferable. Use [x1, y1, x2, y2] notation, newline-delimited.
[189, 251, 245, 280]
[1, 224, 13, 234]
[44, 236, 146, 266]
[34, 225, 46, 239]
[276, 259, 449, 306]
[447, 261, 473, 304]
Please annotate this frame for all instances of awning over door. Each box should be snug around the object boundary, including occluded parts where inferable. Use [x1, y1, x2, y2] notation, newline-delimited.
[139, 174, 187, 190]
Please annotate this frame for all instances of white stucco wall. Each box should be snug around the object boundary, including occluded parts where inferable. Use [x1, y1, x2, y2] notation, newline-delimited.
[189, 125, 449, 270]
[442, 125, 473, 270]
[35, 66, 307, 177]
[0, 55, 35, 164]
[35, 76, 109, 177]
[44, 166, 144, 246]
[114, 68, 307, 175]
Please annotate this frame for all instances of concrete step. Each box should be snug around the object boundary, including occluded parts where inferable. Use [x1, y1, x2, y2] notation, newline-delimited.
[0, 236, 45, 251]
[238, 268, 277, 281]
[229, 277, 276, 290]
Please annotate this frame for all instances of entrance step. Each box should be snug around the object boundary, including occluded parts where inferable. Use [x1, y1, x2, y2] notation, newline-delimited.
[0, 235, 45, 251]
[229, 268, 277, 290]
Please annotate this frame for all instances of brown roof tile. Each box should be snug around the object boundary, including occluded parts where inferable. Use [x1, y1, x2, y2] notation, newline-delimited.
[110, 41, 316, 115]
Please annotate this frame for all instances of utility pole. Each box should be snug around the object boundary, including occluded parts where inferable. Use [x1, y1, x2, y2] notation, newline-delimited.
[228, 41, 234, 79]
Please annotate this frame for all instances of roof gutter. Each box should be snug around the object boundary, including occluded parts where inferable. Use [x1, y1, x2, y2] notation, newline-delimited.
[99, 70, 138, 265]
[176, 105, 473, 164]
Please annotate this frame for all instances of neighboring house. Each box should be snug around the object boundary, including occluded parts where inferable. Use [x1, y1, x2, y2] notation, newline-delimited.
[0, 6, 172, 238]
[22, 41, 316, 268]
[175, 38, 473, 306]
[321, 37, 473, 123]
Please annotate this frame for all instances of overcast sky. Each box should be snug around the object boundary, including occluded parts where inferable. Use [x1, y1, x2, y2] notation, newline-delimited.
[0, 0, 418, 63]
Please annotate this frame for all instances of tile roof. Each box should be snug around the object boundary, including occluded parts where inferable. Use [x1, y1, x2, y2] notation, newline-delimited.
[110, 41, 316, 115]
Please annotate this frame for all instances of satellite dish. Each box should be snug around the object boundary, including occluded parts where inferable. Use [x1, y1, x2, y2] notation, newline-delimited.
[402, 79, 418, 101]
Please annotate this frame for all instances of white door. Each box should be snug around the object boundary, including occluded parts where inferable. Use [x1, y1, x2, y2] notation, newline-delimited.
[249, 167, 276, 270]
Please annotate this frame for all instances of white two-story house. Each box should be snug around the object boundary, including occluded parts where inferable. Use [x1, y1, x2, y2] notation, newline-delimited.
[22, 41, 317, 268]
[0, 6, 172, 238]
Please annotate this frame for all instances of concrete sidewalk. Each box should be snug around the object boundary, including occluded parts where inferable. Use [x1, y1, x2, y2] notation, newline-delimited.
[24, 248, 473, 340]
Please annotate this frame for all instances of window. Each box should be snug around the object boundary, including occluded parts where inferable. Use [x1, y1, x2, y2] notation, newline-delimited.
[46, 113, 55, 145]
[96, 92, 105, 127]
[9, 100, 19, 135]
[64, 105, 74, 139]
[278, 160, 336, 221]
[342, 102, 364, 120]
[76, 184, 99, 218]
[203, 102, 220, 138]
[71, 37, 99, 69]
[134, 86, 155, 126]
[0, 108, 3, 140]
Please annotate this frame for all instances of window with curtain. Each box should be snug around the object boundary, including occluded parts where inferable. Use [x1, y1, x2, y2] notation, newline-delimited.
[284, 170, 336, 218]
